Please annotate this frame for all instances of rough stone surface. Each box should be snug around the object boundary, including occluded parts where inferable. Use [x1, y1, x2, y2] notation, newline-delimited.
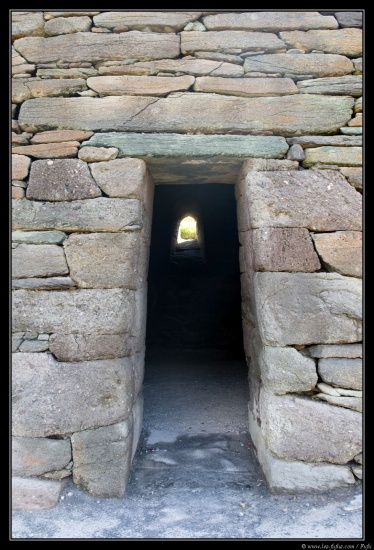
[12, 142, 81, 159]
[352, 465, 362, 480]
[238, 159, 298, 171]
[12, 187, 25, 199]
[30, 130, 94, 144]
[303, 146, 362, 167]
[12, 288, 135, 334]
[71, 419, 133, 498]
[287, 136, 361, 148]
[37, 68, 99, 79]
[203, 12, 338, 31]
[13, 78, 87, 102]
[354, 96, 362, 113]
[297, 75, 362, 96]
[236, 170, 362, 232]
[253, 272, 362, 346]
[314, 394, 362, 412]
[14, 33, 180, 64]
[27, 159, 101, 201]
[12, 477, 64, 511]
[93, 12, 201, 32]
[181, 31, 286, 54]
[318, 358, 362, 390]
[354, 452, 362, 465]
[12, 132, 32, 146]
[12, 198, 143, 232]
[18, 339, 49, 352]
[44, 16, 92, 36]
[98, 58, 244, 77]
[334, 12, 363, 28]
[78, 147, 118, 162]
[239, 228, 321, 272]
[12, 437, 71, 476]
[194, 51, 243, 64]
[64, 232, 148, 289]
[279, 29, 362, 57]
[312, 231, 362, 277]
[12, 244, 68, 278]
[19, 94, 354, 136]
[49, 333, 133, 362]
[12, 277, 76, 290]
[308, 344, 362, 358]
[12, 154, 31, 180]
[244, 53, 353, 77]
[286, 143, 305, 160]
[193, 76, 298, 97]
[340, 167, 362, 190]
[12, 230, 67, 244]
[260, 390, 362, 464]
[87, 75, 195, 96]
[89, 157, 150, 198]
[12, 353, 135, 437]
[12, 12, 45, 40]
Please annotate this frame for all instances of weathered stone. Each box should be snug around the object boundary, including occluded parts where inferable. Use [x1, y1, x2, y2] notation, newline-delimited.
[12, 333, 24, 352]
[12, 78, 32, 103]
[12, 12, 45, 40]
[354, 97, 362, 113]
[287, 135, 362, 148]
[12, 132, 32, 146]
[340, 127, 362, 135]
[98, 58, 244, 77]
[260, 390, 362, 463]
[78, 90, 98, 97]
[14, 32, 180, 64]
[308, 344, 362, 358]
[12, 64, 36, 76]
[238, 159, 298, 171]
[181, 31, 286, 54]
[348, 114, 362, 127]
[352, 58, 362, 73]
[253, 272, 362, 346]
[297, 75, 362, 96]
[12, 230, 67, 244]
[12, 180, 28, 189]
[94, 12, 201, 32]
[44, 12, 100, 19]
[31, 130, 94, 144]
[340, 167, 362, 190]
[87, 75, 195, 96]
[12, 197, 143, 232]
[64, 232, 148, 290]
[244, 53, 353, 77]
[193, 76, 297, 97]
[303, 146, 362, 167]
[49, 334, 132, 362]
[13, 78, 87, 103]
[318, 358, 362, 390]
[13, 142, 80, 159]
[12, 277, 76, 290]
[316, 382, 341, 397]
[89, 157, 151, 199]
[286, 143, 305, 160]
[334, 12, 363, 28]
[280, 29, 362, 57]
[12, 187, 25, 199]
[12, 477, 64, 511]
[18, 339, 49, 352]
[194, 51, 243, 64]
[37, 68, 99, 79]
[312, 231, 362, 277]
[336, 389, 362, 398]
[236, 170, 362, 232]
[12, 243, 68, 278]
[12, 353, 135, 437]
[184, 21, 206, 31]
[12, 436, 71, 476]
[44, 16, 92, 36]
[72, 419, 133, 498]
[12, 154, 31, 180]
[239, 228, 321, 272]
[315, 394, 362, 412]
[27, 159, 101, 201]
[131, 391, 144, 460]
[12, 288, 135, 334]
[12, 46, 28, 66]
[203, 12, 338, 31]
[78, 147, 118, 162]
[352, 465, 362, 479]
[85, 133, 289, 159]
[354, 452, 362, 464]
[19, 94, 354, 136]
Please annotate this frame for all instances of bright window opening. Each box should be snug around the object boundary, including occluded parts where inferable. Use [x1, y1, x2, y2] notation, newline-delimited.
[177, 216, 197, 243]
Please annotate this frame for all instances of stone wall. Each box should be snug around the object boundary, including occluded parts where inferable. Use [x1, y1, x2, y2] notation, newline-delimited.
[12, 10, 363, 508]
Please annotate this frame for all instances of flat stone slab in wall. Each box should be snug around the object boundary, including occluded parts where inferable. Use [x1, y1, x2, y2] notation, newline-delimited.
[12, 477, 64, 510]
[71, 419, 133, 497]
[315, 394, 362, 413]
[12, 142, 80, 159]
[303, 146, 362, 167]
[236, 170, 362, 232]
[12, 198, 143, 232]
[244, 54, 353, 77]
[99, 58, 244, 77]
[20, 94, 354, 136]
[93, 11, 201, 31]
[203, 12, 338, 31]
[279, 29, 362, 57]
[260, 391, 362, 464]
[297, 75, 362, 96]
[87, 75, 195, 96]
[312, 231, 362, 277]
[12, 78, 87, 103]
[181, 31, 286, 54]
[44, 16, 92, 36]
[12, 436, 71, 476]
[308, 344, 362, 358]
[12, 243, 68, 278]
[318, 358, 362, 390]
[13, 32, 180, 63]
[30, 130, 94, 144]
[12, 288, 134, 334]
[12, 276, 76, 290]
[78, 147, 118, 162]
[89, 158, 150, 199]
[49, 333, 133, 362]
[12, 154, 30, 181]
[287, 135, 362, 148]
[334, 12, 363, 28]
[193, 76, 298, 97]
[254, 272, 362, 346]
[12, 231, 67, 244]
[12, 353, 135, 437]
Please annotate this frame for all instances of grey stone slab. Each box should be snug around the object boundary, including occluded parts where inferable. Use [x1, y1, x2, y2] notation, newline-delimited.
[12, 277, 76, 290]
[297, 75, 362, 96]
[203, 12, 338, 31]
[12, 477, 64, 511]
[12, 230, 67, 244]
[312, 231, 362, 277]
[340, 127, 362, 135]
[37, 68, 99, 79]
[12, 155, 31, 181]
[287, 136, 362, 148]
[12, 198, 143, 232]
[287, 143, 305, 161]
[44, 16, 92, 36]
[93, 11, 201, 32]
[87, 75, 195, 96]
[303, 146, 362, 167]
[244, 53, 353, 76]
[279, 29, 362, 57]
[181, 31, 286, 54]
[315, 394, 362, 412]
[49, 333, 133, 361]
[12, 243, 68, 278]
[318, 358, 362, 390]
[308, 343, 362, 358]
[12, 353, 135, 437]
[334, 12, 363, 28]
[12, 436, 71, 476]
[254, 272, 362, 346]
[18, 339, 49, 352]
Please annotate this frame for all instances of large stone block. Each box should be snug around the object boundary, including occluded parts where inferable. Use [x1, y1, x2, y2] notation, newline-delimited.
[239, 228, 321, 272]
[89, 157, 149, 198]
[254, 272, 362, 346]
[12, 12, 45, 40]
[64, 232, 148, 289]
[19, 94, 354, 136]
[181, 31, 286, 54]
[27, 159, 102, 201]
[193, 76, 298, 97]
[49, 333, 133, 362]
[12, 197, 143, 232]
[312, 231, 362, 277]
[87, 75, 195, 96]
[12, 353, 135, 437]
[99, 58, 244, 77]
[44, 16, 92, 36]
[279, 29, 362, 57]
[303, 146, 362, 167]
[318, 358, 362, 390]
[12, 154, 31, 181]
[93, 11, 201, 31]
[12, 288, 134, 334]
[244, 53, 353, 77]
[297, 75, 362, 96]
[203, 12, 338, 31]
[71, 419, 133, 498]
[308, 344, 362, 358]
[13, 32, 180, 64]
[12, 244, 68, 278]
[236, 170, 362, 232]
[260, 390, 362, 463]
[12, 436, 71, 476]
[12, 477, 64, 511]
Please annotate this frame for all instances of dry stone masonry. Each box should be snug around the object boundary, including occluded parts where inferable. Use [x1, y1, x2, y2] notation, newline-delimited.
[11, 10, 363, 510]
